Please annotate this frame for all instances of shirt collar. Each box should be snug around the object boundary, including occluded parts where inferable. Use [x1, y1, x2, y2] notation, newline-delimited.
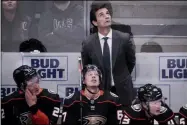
[98, 28, 112, 40]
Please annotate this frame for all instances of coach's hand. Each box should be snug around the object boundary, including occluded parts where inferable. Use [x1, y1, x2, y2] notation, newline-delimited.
[25, 89, 37, 107]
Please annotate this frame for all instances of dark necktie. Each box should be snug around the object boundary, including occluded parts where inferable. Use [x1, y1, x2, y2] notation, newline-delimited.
[102, 37, 111, 88]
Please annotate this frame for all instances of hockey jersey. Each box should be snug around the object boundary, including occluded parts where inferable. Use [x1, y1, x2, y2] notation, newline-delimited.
[120, 103, 175, 125]
[61, 90, 122, 125]
[1, 88, 61, 125]
[179, 104, 187, 125]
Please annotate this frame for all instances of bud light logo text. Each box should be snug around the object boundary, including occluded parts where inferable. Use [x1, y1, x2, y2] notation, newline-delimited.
[159, 56, 187, 81]
[23, 56, 68, 81]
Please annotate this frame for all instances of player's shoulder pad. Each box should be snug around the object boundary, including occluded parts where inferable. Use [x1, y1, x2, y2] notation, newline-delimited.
[105, 91, 119, 101]
[123, 104, 145, 120]
[42, 89, 60, 101]
[179, 104, 187, 116]
[109, 92, 119, 98]
[131, 103, 142, 112]
[65, 92, 75, 100]
[102, 91, 121, 106]
[160, 106, 168, 114]
[47, 89, 57, 94]
[182, 104, 187, 110]
[63, 91, 79, 106]
[2, 91, 20, 104]
[155, 104, 174, 122]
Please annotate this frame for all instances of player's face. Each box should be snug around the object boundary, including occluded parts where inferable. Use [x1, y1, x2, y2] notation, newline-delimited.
[26, 76, 40, 95]
[93, 8, 111, 28]
[2, 0, 17, 10]
[84, 70, 100, 87]
[149, 99, 162, 116]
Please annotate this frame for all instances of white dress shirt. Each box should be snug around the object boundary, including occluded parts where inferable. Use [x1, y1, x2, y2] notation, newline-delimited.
[98, 29, 114, 86]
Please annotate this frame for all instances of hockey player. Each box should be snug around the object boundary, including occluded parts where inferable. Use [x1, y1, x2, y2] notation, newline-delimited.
[61, 64, 122, 125]
[120, 84, 176, 125]
[178, 104, 187, 125]
[1, 65, 61, 125]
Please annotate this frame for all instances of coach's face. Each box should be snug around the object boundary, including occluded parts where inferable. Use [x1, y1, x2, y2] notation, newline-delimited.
[93, 8, 111, 28]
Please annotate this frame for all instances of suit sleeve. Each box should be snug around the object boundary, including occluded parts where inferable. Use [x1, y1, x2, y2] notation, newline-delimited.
[30, 94, 61, 125]
[81, 40, 91, 67]
[124, 38, 136, 74]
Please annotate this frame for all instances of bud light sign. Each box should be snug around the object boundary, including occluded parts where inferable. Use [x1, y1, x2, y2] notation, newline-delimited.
[22, 56, 68, 81]
[159, 56, 187, 81]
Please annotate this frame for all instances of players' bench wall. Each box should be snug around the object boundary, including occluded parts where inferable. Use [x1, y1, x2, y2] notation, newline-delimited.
[1, 52, 187, 112]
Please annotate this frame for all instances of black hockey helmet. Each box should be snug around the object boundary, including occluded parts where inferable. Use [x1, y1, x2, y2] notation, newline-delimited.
[13, 65, 39, 90]
[82, 64, 102, 83]
[137, 84, 163, 102]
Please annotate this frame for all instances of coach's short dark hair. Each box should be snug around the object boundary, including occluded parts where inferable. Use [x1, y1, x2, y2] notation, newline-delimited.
[90, 0, 113, 26]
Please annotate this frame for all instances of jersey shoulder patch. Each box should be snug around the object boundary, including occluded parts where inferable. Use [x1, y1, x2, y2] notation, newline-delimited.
[109, 92, 118, 98]
[160, 106, 168, 114]
[4, 91, 16, 97]
[47, 89, 57, 94]
[65, 92, 75, 99]
[42, 89, 60, 101]
[182, 104, 187, 110]
[131, 104, 142, 112]
[63, 92, 78, 107]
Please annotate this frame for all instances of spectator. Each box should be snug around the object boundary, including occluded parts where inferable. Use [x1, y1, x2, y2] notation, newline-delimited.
[2, 0, 32, 52]
[19, 38, 47, 52]
[141, 41, 163, 52]
[38, 1, 84, 52]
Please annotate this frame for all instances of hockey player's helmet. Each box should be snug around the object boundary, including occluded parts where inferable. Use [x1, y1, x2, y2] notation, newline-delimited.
[13, 65, 39, 90]
[137, 84, 163, 102]
[82, 64, 102, 83]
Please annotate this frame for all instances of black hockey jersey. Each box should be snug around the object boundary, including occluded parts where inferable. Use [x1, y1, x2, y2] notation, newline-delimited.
[1, 88, 61, 125]
[179, 104, 187, 125]
[120, 103, 175, 125]
[61, 90, 122, 125]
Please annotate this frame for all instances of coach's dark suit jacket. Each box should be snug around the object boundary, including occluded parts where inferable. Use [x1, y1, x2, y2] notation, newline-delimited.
[81, 29, 136, 106]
